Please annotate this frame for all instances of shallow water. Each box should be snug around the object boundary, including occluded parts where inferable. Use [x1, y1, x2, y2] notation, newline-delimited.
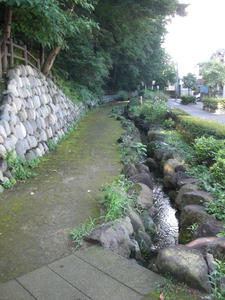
[152, 183, 179, 249]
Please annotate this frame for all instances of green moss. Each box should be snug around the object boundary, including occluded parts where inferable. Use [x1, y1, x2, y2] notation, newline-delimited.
[0, 105, 124, 282]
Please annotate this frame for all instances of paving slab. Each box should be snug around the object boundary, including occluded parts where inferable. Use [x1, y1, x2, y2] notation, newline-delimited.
[17, 266, 89, 300]
[0, 280, 35, 300]
[48, 254, 143, 300]
[75, 245, 164, 294]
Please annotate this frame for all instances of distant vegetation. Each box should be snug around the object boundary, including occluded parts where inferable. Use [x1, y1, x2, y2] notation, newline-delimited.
[0, 0, 187, 101]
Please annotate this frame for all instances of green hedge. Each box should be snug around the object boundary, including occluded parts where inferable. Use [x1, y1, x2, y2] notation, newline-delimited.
[202, 98, 225, 110]
[180, 95, 196, 105]
[177, 115, 225, 141]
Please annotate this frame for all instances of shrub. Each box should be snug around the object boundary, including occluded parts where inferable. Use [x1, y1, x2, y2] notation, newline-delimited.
[193, 136, 224, 165]
[163, 118, 175, 129]
[210, 157, 225, 185]
[180, 95, 196, 105]
[177, 115, 225, 141]
[202, 98, 225, 110]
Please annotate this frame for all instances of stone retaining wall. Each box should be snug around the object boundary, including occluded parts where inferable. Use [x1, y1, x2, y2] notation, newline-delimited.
[0, 65, 86, 186]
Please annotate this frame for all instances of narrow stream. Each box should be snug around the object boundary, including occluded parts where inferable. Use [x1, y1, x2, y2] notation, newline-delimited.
[152, 182, 179, 249]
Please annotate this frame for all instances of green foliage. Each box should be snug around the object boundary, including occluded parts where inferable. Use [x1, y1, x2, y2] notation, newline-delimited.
[202, 98, 225, 110]
[193, 136, 224, 165]
[163, 118, 175, 129]
[177, 115, 225, 141]
[70, 217, 97, 249]
[132, 92, 169, 123]
[217, 225, 225, 238]
[180, 95, 196, 105]
[199, 59, 225, 96]
[182, 73, 198, 92]
[101, 175, 136, 222]
[210, 156, 225, 185]
[209, 259, 225, 300]
[1, 179, 16, 189]
[7, 152, 39, 180]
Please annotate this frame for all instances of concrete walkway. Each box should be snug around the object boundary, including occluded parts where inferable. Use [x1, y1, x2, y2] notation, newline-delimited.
[0, 246, 164, 300]
[0, 105, 124, 283]
[167, 98, 225, 124]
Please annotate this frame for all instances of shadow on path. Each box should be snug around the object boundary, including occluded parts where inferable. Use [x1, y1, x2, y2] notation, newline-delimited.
[0, 104, 124, 283]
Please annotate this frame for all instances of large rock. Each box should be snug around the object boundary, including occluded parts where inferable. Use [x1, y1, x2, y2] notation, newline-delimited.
[163, 171, 197, 190]
[136, 183, 154, 210]
[186, 237, 225, 260]
[156, 245, 211, 292]
[193, 220, 225, 238]
[122, 163, 138, 178]
[130, 172, 153, 190]
[163, 159, 185, 177]
[140, 211, 155, 235]
[175, 184, 198, 207]
[128, 208, 145, 233]
[179, 205, 214, 244]
[176, 190, 213, 211]
[85, 217, 134, 258]
[145, 158, 158, 171]
[135, 163, 150, 174]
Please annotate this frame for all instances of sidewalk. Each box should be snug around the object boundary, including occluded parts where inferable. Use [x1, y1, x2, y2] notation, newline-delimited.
[0, 246, 164, 300]
[167, 99, 225, 124]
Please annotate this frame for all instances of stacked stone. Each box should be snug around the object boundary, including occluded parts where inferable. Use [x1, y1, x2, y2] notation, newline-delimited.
[0, 65, 85, 188]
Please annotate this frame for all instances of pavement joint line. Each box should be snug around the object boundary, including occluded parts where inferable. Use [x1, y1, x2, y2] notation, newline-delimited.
[73, 252, 144, 296]
[46, 264, 93, 300]
[15, 278, 38, 300]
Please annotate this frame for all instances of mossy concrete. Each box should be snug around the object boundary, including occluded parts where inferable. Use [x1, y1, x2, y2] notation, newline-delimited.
[0, 104, 124, 283]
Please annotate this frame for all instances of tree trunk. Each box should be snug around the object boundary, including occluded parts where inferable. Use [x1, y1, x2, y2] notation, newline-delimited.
[4, 6, 12, 39]
[42, 45, 61, 76]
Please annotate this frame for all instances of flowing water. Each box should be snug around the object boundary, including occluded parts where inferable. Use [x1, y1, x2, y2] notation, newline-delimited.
[152, 182, 179, 249]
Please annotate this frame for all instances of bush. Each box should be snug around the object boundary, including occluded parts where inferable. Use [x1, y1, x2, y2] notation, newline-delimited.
[193, 136, 224, 165]
[180, 95, 196, 105]
[202, 98, 225, 110]
[163, 118, 175, 129]
[144, 90, 169, 102]
[210, 157, 225, 185]
[177, 115, 225, 141]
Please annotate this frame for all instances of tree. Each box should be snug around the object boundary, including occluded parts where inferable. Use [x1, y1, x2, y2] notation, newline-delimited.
[0, 0, 97, 75]
[182, 73, 198, 95]
[199, 59, 225, 96]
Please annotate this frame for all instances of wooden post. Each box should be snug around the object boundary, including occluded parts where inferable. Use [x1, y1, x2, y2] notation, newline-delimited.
[2, 39, 7, 71]
[40, 45, 45, 67]
[140, 95, 143, 105]
[9, 38, 14, 66]
[24, 45, 28, 65]
[0, 45, 2, 79]
[37, 58, 40, 71]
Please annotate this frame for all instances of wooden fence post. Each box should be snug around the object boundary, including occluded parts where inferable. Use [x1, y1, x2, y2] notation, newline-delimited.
[37, 58, 40, 71]
[9, 38, 14, 66]
[24, 45, 28, 65]
[2, 39, 7, 71]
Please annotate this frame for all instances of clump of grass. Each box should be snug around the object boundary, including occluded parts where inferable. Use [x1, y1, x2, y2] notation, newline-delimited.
[70, 217, 97, 249]
[101, 175, 136, 222]
[7, 151, 40, 181]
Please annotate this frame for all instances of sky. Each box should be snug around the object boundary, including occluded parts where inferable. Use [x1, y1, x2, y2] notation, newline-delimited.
[164, 0, 225, 78]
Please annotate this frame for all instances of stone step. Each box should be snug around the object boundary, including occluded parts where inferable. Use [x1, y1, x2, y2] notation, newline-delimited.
[0, 245, 165, 300]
